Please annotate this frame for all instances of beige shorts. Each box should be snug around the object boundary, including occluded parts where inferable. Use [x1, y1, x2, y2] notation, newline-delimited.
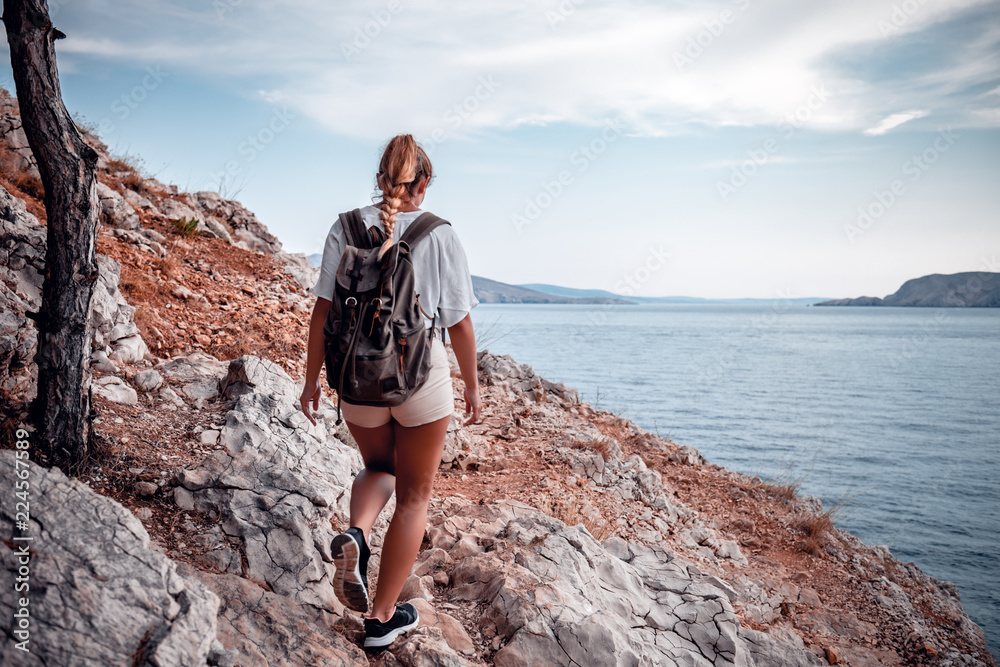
[340, 336, 454, 428]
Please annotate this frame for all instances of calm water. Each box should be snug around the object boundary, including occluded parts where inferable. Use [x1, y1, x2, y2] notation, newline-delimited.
[470, 303, 999, 659]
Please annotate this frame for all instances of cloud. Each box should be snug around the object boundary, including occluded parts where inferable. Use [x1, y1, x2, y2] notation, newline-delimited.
[12, 0, 999, 139]
[863, 110, 930, 135]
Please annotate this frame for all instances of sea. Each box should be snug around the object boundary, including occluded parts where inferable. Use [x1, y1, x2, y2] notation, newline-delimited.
[468, 302, 999, 660]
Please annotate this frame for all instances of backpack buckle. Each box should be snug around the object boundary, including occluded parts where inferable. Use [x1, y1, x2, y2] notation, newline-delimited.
[345, 296, 358, 307]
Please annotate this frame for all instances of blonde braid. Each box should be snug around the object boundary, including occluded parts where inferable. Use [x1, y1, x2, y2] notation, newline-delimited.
[375, 135, 419, 259]
[376, 180, 408, 258]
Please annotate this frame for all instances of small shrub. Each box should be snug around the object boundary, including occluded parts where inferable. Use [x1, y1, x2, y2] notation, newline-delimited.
[132, 305, 150, 326]
[122, 171, 145, 192]
[153, 255, 179, 279]
[549, 500, 613, 542]
[0, 143, 44, 201]
[119, 270, 156, 299]
[570, 437, 615, 462]
[764, 479, 801, 505]
[759, 459, 812, 508]
[172, 217, 201, 237]
[795, 509, 837, 555]
[106, 151, 145, 174]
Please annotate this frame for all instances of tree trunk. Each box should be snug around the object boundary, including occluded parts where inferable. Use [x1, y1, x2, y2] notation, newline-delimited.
[4, 0, 100, 468]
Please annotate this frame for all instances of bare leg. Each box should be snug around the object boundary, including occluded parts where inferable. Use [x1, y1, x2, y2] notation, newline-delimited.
[368, 414, 449, 621]
[346, 420, 396, 542]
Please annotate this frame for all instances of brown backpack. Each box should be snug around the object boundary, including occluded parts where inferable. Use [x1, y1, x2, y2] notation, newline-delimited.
[323, 208, 450, 424]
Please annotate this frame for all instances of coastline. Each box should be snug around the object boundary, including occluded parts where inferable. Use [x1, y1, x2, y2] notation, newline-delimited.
[1, 90, 994, 662]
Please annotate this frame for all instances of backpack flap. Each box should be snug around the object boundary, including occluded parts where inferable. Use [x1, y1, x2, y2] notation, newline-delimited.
[335, 246, 388, 295]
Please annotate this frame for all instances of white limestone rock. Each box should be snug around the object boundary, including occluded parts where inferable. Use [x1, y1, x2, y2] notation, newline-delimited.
[96, 181, 141, 230]
[93, 376, 138, 405]
[174, 354, 375, 613]
[110, 333, 149, 365]
[0, 452, 220, 666]
[158, 352, 227, 403]
[134, 369, 164, 392]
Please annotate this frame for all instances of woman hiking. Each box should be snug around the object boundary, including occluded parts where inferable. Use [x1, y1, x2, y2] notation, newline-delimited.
[299, 134, 480, 649]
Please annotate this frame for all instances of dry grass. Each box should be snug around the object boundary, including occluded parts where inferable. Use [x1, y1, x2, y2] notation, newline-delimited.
[119, 268, 157, 300]
[795, 509, 837, 555]
[105, 152, 143, 174]
[153, 254, 179, 280]
[549, 500, 613, 542]
[269, 333, 303, 362]
[122, 171, 146, 192]
[570, 437, 615, 462]
[0, 143, 44, 202]
[105, 152, 149, 194]
[758, 460, 811, 509]
[132, 305, 151, 328]
[213, 340, 255, 361]
[762, 478, 802, 506]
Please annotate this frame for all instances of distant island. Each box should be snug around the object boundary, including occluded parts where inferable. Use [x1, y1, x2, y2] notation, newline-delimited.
[306, 255, 632, 304]
[306, 255, 830, 305]
[816, 272, 1000, 307]
[472, 276, 632, 304]
[520, 283, 826, 306]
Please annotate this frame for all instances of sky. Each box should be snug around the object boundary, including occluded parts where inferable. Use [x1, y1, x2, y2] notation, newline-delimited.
[2, 0, 998, 299]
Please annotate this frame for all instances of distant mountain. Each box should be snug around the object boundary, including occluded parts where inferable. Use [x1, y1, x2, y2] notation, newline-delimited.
[816, 272, 1000, 307]
[307, 253, 322, 267]
[518, 284, 627, 300]
[521, 283, 828, 305]
[473, 276, 633, 304]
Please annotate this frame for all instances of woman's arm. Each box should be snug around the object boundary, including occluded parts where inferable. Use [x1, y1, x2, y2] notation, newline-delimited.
[300, 297, 332, 425]
[447, 313, 481, 425]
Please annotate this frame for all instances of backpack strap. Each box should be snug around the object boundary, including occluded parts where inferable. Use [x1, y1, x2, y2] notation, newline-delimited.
[399, 212, 450, 247]
[340, 209, 370, 249]
[401, 213, 451, 341]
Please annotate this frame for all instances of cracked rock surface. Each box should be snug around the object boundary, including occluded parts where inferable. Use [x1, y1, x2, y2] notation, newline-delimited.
[0, 451, 219, 667]
[174, 355, 368, 613]
[413, 499, 821, 667]
[179, 564, 366, 666]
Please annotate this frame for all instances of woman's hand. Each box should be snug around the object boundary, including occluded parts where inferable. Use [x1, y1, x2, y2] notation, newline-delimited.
[463, 384, 481, 426]
[301, 298, 333, 427]
[300, 377, 323, 425]
[447, 314, 481, 426]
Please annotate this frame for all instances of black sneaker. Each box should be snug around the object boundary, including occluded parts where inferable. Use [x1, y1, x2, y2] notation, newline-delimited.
[364, 603, 419, 649]
[331, 527, 370, 613]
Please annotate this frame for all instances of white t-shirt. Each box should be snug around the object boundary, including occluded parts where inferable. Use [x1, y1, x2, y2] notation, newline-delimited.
[310, 205, 479, 329]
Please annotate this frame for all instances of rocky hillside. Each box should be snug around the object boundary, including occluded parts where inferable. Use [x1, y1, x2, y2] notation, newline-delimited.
[816, 273, 1000, 307]
[1, 87, 996, 666]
